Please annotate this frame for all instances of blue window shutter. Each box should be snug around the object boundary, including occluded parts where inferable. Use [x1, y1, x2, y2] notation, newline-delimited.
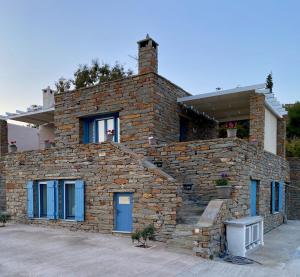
[54, 180, 59, 219]
[83, 121, 89, 144]
[271, 181, 275, 213]
[59, 182, 64, 219]
[27, 181, 34, 219]
[279, 183, 283, 211]
[75, 180, 85, 221]
[47, 180, 56, 219]
[250, 180, 257, 216]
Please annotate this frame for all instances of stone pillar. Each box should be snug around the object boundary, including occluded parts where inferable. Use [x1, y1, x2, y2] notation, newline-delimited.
[137, 35, 158, 74]
[249, 93, 265, 149]
[277, 115, 287, 158]
[0, 120, 7, 211]
[0, 120, 8, 157]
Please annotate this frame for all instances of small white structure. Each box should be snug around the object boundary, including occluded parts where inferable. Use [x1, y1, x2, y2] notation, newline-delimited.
[225, 216, 264, 257]
[8, 123, 39, 151]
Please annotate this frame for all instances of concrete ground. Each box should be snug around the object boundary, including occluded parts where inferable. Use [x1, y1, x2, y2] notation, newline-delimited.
[0, 221, 299, 277]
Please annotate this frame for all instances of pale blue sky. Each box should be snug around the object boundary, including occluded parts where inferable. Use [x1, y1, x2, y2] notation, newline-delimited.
[0, 0, 299, 114]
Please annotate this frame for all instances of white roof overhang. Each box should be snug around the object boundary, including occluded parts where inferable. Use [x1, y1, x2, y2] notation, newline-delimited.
[177, 84, 287, 122]
[0, 107, 54, 125]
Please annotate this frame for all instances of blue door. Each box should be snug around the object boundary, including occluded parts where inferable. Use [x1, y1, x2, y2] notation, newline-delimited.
[114, 192, 133, 232]
[250, 180, 257, 216]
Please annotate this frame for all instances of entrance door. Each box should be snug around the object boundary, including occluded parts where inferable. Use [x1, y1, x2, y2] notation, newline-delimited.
[114, 192, 133, 232]
[250, 180, 258, 216]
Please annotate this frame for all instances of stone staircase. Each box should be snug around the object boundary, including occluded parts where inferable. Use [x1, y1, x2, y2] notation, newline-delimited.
[167, 195, 208, 251]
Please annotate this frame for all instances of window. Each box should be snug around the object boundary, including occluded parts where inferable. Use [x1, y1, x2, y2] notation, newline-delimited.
[27, 180, 84, 221]
[82, 113, 120, 144]
[39, 182, 47, 218]
[271, 181, 283, 213]
[65, 182, 75, 219]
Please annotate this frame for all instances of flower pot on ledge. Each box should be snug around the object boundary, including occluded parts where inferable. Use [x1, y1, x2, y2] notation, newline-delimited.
[216, 185, 232, 199]
[106, 134, 114, 142]
[9, 145, 17, 153]
[227, 128, 237, 138]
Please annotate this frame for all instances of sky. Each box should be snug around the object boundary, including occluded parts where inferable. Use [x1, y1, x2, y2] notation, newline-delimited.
[0, 0, 299, 115]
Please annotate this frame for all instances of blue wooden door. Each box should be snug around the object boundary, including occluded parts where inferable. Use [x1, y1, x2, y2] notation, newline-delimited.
[250, 180, 257, 216]
[114, 192, 133, 232]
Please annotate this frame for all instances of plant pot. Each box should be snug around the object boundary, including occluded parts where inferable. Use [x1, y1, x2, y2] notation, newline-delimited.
[227, 128, 237, 138]
[148, 136, 156, 146]
[106, 134, 114, 142]
[44, 141, 52, 149]
[9, 145, 17, 153]
[216, 185, 232, 199]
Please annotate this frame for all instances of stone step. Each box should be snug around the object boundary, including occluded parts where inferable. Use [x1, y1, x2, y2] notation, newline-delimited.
[167, 236, 195, 250]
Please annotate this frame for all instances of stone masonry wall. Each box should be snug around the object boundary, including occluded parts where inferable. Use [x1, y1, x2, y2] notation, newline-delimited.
[236, 142, 289, 232]
[0, 120, 8, 211]
[287, 158, 300, 220]
[0, 160, 5, 211]
[54, 73, 157, 151]
[54, 73, 215, 153]
[146, 138, 289, 232]
[249, 93, 265, 149]
[3, 143, 181, 241]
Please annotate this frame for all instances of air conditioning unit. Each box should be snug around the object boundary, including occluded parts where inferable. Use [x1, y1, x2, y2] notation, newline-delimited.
[225, 216, 264, 257]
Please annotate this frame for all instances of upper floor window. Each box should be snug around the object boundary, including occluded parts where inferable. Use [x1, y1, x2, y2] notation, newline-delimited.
[82, 113, 120, 144]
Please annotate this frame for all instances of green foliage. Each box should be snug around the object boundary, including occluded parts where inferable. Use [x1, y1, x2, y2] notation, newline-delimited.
[54, 60, 133, 91]
[55, 77, 72, 93]
[131, 224, 155, 247]
[286, 102, 300, 139]
[0, 212, 11, 227]
[215, 178, 229, 186]
[73, 60, 133, 89]
[266, 72, 273, 92]
[286, 139, 300, 157]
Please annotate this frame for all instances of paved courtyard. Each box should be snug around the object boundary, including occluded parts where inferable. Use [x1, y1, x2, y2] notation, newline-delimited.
[0, 221, 299, 277]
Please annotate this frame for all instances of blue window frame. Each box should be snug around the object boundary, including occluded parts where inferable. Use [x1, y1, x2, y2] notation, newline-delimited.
[38, 182, 47, 218]
[64, 181, 76, 220]
[82, 113, 120, 144]
[27, 179, 84, 221]
[271, 181, 283, 213]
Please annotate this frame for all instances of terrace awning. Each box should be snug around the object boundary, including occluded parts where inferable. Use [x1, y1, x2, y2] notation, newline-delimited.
[0, 107, 54, 125]
[177, 84, 287, 122]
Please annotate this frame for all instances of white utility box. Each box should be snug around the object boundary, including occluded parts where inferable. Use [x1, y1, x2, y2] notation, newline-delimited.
[225, 216, 264, 257]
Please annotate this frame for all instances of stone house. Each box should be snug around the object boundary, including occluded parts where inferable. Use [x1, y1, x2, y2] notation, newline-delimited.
[0, 36, 290, 257]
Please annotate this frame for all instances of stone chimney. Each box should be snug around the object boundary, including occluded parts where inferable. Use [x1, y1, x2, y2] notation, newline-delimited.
[42, 86, 55, 109]
[137, 34, 158, 74]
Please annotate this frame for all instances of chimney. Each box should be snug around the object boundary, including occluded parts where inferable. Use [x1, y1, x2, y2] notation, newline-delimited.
[137, 34, 158, 74]
[42, 86, 55, 109]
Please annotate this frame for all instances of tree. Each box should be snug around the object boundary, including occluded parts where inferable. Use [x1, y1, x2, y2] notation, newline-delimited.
[286, 102, 300, 157]
[54, 60, 133, 91]
[73, 60, 133, 89]
[55, 77, 72, 93]
[266, 72, 273, 92]
[286, 102, 300, 139]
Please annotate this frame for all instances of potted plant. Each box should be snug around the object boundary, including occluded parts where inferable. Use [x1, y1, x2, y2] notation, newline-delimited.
[9, 141, 17, 153]
[106, 129, 115, 142]
[131, 224, 155, 248]
[215, 173, 232, 199]
[226, 121, 237, 138]
[44, 140, 55, 149]
[148, 136, 156, 146]
[0, 212, 11, 227]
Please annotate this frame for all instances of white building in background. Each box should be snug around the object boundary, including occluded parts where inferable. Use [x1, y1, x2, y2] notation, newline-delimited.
[7, 123, 39, 151]
[2, 86, 56, 151]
